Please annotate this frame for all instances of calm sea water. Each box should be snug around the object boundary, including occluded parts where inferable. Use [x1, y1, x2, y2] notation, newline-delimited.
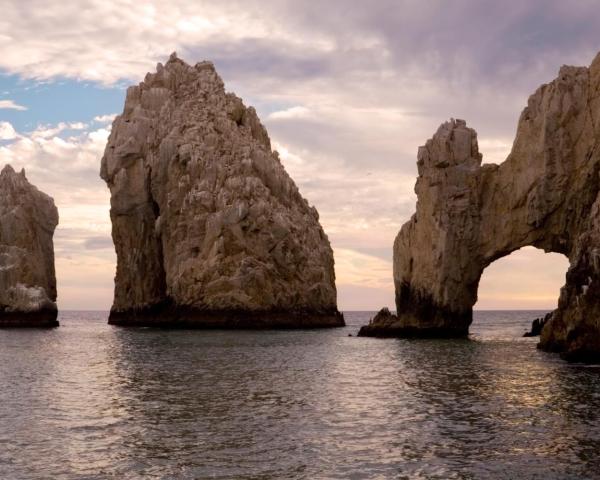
[1, 311, 599, 479]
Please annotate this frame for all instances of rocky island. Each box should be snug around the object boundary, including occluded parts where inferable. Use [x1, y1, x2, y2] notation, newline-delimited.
[360, 53, 600, 362]
[101, 53, 343, 328]
[0, 165, 59, 327]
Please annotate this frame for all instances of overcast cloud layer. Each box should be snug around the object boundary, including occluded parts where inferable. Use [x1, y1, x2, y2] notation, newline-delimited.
[0, 0, 595, 310]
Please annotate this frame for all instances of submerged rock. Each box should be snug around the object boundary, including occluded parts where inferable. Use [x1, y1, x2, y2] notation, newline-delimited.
[101, 53, 343, 328]
[0, 165, 59, 327]
[523, 312, 553, 337]
[360, 52, 600, 361]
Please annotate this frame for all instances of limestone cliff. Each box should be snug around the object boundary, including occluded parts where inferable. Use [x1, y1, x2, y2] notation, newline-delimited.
[101, 53, 343, 327]
[0, 165, 59, 327]
[359, 53, 600, 361]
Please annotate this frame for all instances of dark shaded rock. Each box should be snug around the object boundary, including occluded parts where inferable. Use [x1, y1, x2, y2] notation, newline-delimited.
[356, 307, 464, 338]
[107, 299, 343, 328]
[0, 309, 59, 328]
[523, 312, 552, 337]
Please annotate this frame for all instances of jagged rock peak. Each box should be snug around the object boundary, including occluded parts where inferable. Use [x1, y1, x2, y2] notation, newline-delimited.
[1, 164, 27, 178]
[0, 164, 59, 327]
[101, 53, 343, 328]
[417, 118, 482, 173]
[359, 52, 600, 362]
[1, 164, 15, 175]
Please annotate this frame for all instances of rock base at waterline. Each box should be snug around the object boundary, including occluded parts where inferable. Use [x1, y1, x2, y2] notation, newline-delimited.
[357, 307, 469, 338]
[108, 303, 344, 329]
[0, 309, 59, 328]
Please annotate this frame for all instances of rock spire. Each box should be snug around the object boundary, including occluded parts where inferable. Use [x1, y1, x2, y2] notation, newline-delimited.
[101, 54, 343, 327]
[0, 165, 59, 327]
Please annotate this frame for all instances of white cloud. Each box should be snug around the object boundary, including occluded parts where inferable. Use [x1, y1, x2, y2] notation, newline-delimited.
[0, 121, 17, 140]
[29, 122, 88, 140]
[0, 99, 27, 111]
[268, 106, 310, 120]
[93, 114, 117, 124]
[334, 248, 393, 290]
[0, 1, 337, 84]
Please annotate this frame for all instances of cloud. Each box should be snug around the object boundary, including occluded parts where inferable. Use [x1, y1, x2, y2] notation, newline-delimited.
[29, 122, 87, 140]
[1, 0, 596, 89]
[0, 122, 108, 206]
[0, 121, 17, 140]
[268, 106, 311, 120]
[0, 1, 335, 84]
[334, 248, 393, 290]
[0, 99, 27, 110]
[93, 114, 117, 124]
[84, 236, 114, 250]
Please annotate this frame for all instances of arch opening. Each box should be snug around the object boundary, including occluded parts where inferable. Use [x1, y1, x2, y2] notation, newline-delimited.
[472, 247, 569, 338]
[475, 247, 569, 311]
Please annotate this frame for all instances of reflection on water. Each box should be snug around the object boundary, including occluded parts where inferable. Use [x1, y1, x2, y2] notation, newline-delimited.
[0, 310, 599, 479]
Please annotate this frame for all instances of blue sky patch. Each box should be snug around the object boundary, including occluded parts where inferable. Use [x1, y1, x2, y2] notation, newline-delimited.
[0, 71, 126, 132]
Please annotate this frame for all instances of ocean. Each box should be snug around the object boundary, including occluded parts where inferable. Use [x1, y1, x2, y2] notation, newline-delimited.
[1, 310, 599, 479]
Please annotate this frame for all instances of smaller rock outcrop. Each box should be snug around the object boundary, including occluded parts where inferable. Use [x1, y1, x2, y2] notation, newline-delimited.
[523, 312, 552, 337]
[358, 308, 400, 337]
[0, 165, 59, 327]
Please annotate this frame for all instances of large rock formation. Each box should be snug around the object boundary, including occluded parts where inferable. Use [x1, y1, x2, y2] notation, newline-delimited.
[100, 53, 343, 328]
[360, 53, 600, 361]
[0, 165, 59, 327]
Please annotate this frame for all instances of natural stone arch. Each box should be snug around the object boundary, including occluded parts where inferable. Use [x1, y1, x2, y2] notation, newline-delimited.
[360, 53, 600, 361]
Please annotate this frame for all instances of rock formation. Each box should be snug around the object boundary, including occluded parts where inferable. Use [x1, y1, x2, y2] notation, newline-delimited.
[523, 312, 553, 338]
[360, 53, 600, 361]
[0, 165, 59, 327]
[359, 308, 399, 337]
[100, 53, 343, 328]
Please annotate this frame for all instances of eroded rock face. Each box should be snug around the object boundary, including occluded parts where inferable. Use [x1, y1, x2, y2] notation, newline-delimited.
[101, 53, 343, 327]
[0, 165, 59, 327]
[359, 53, 600, 361]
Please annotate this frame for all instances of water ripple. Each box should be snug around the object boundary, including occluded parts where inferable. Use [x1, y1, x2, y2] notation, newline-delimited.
[0, 310, 599, 479]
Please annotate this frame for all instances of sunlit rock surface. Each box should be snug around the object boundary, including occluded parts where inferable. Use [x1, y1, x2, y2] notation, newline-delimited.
[360, 53, 600, 361]
[0, 165, 59, 327]
[101, 53, 343, 328]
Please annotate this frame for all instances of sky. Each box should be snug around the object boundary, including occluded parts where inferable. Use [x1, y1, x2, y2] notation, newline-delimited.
[1, 0, 596, 311]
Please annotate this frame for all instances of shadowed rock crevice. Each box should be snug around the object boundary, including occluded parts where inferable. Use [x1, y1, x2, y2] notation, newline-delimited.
[0, 165, 59, 327]
[523, 312, 553, 337]
[101, 53, 343, 328]
[360, 52, 600, 361]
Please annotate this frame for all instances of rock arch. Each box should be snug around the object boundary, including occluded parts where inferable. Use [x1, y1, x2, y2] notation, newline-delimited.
[360, 53, 600, 361]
